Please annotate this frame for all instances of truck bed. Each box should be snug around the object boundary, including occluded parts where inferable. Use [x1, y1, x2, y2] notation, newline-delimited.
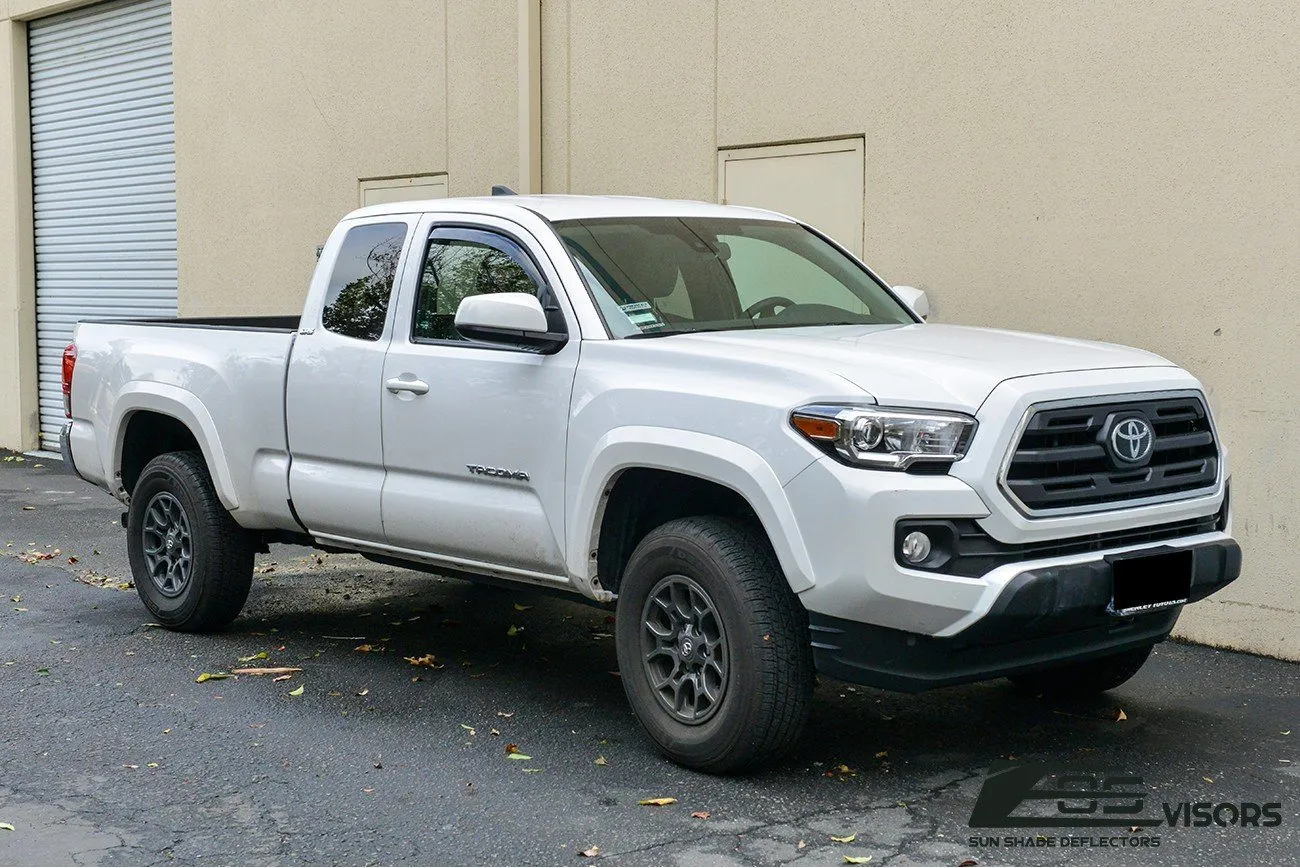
[68, 316, 300, 530]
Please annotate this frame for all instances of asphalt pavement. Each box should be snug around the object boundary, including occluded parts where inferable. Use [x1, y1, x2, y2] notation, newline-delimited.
[1, 451, 1297, 866]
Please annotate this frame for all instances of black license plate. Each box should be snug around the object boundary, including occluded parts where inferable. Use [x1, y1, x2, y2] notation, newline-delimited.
[1108, 549, 1193, 616]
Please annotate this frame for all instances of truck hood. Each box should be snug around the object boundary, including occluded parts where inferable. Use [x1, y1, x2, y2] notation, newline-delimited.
[654, 323, 1175, 411]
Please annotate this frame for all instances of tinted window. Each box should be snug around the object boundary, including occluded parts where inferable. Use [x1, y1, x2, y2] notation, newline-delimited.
[415, 230, 546, 342]
[321, 222, 407, 341]
[555, 217, 913, 337]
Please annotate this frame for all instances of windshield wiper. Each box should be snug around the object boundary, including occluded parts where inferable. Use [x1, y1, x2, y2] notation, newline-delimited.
[625, 327, 725, 339]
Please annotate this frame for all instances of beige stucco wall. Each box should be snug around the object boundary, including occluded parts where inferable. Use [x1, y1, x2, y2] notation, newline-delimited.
[171, 0, 517, 317]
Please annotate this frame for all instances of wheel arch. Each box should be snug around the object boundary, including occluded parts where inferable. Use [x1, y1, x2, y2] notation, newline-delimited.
[109, 383, 239, 510]
[570, 427, 816, 597]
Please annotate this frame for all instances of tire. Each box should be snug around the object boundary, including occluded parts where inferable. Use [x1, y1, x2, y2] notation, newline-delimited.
[615, 516, 813, 773]
[127, 451, 254, 632]
[1009, 644, 1154, 696]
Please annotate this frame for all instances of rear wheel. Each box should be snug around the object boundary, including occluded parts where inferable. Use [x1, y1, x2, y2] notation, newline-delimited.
[1009, 645, 1154, 695]
[615, 516, 813, 773]
[127, 451, 254, 632]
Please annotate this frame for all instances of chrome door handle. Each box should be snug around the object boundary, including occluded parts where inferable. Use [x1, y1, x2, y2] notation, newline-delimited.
[385, 377, 430, 395]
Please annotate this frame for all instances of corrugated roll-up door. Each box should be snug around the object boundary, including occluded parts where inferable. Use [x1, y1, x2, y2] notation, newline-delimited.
[29, 0, 176, 451]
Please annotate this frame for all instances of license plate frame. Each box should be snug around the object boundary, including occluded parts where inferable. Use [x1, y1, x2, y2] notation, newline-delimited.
[1107, 548, 1193, 617]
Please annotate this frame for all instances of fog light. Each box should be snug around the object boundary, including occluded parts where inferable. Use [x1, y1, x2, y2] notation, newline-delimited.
[900, 531, 932, 564]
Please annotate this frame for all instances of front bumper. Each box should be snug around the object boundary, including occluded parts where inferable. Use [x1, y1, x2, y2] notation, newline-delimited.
[808, 537, 1241, 692]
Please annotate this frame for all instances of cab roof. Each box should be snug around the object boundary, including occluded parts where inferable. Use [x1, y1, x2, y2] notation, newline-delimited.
[343, 193, 795, 224]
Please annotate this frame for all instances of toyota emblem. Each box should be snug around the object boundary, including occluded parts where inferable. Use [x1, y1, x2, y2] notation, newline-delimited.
[1109, 417, 1154, 463]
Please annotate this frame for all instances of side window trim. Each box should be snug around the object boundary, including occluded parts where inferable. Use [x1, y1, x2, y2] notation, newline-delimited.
[408, 223, 568, 349]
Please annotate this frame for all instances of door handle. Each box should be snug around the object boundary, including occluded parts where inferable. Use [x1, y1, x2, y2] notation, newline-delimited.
[385, 376, 430, 395]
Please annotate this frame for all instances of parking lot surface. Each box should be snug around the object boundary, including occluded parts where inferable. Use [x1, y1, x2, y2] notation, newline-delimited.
[1, 453, 1296, 866]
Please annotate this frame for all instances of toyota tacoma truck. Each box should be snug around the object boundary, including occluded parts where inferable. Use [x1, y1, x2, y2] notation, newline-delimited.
[60, 194, 1240, 772]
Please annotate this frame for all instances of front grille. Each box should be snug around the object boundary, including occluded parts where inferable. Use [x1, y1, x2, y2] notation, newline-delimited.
[1003, 394, 1219, 512]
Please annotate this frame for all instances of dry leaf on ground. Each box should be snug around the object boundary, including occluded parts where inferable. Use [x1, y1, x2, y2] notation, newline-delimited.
[637, 797, 677, 806]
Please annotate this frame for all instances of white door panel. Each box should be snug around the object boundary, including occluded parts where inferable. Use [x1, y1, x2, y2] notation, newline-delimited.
[286, 217, 416, 540]
[380, 218, 579, 575]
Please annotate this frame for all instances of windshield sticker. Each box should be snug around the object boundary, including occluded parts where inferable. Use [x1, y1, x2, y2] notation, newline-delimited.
[618, 301, 663, 329]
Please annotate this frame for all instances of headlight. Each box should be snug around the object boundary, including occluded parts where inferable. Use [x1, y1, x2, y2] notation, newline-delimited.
[790, 404, 976, 470]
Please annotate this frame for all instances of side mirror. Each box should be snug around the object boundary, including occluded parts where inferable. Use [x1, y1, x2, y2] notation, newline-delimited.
[893, 285, 930, 321]
[454, 293, 567, 353]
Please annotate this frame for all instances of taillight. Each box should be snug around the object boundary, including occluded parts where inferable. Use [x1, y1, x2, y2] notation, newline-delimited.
[61, 343, 77, 418]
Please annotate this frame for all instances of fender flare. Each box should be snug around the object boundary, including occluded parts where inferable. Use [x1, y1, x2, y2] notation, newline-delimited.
[569, 426, 817, 593]
[107, 382, 240, 511]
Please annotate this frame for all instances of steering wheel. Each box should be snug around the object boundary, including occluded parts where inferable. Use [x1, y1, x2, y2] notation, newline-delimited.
[744, 295, 796, 319]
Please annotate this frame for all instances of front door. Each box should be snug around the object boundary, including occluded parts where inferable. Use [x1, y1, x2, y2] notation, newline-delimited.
[379, 219, 580, 579]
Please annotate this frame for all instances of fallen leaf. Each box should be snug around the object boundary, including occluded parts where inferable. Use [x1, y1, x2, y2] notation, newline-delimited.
[404, 653, 444, 669]
[354, 644, 380, 653]
[579, 845, 600, 858]
[461, 723, 477, 736]
[497, 711, 515, 718]
[123, 764, 138, 769]
[362, 787, 374, 794]
[1116, 708, 1128, 721]
[513, 603, 533, 611]
[823, 763, 856, 779]
[522, 768, 543, 773]
[146, 762, 159, 769]
[21, 506, 34, 511]
[506, 625, 522, 636]
[638, 797, 677, 806]
[691, 811, 710, 820]
[797, 840, 806, 850]
[874, 751, 888, 759]
[195, 672, 231, 683]
[231, 667, 301, 676]
[1203, 776, 1214, 784]
[831, 833, 857, 843]
[844, 858, 871, 865]
[272, 674, 292, 682]
[289, 685, 305, 697]
[237, 651, 270, 663]
[594, 756, 608, 766]
[356, 688, 369, 696]
[507, 752, 532, 761]
[490, 728, 500, 736]
[0, 822, 13, 832]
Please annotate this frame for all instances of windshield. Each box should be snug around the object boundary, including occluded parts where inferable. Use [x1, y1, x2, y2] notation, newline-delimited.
[553, 216, 915, 337]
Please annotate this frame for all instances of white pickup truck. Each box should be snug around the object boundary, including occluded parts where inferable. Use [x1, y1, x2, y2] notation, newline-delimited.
[61, 194, 1240, 772]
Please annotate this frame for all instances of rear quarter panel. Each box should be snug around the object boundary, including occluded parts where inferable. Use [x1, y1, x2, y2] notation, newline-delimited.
[70, 321, 297, 529]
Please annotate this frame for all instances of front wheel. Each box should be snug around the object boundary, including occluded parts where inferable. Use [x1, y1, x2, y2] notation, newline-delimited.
[127, 451, 254, 632]
[1009, 645, 1154, 696]
[615, 516, 813, 773]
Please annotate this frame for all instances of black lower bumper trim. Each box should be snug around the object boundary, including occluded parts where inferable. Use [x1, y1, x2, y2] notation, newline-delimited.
[809, 538, 1241, 693]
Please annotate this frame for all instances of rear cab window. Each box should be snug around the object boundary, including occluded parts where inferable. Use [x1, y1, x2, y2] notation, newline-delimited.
[321, 222, 409, 341]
